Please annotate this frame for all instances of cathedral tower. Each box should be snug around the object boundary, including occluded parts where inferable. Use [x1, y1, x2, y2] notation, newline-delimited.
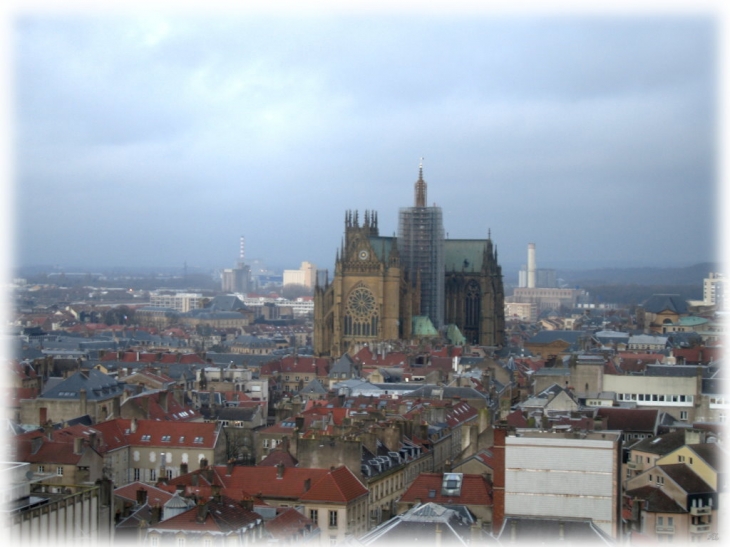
[397, 161, 445, 329]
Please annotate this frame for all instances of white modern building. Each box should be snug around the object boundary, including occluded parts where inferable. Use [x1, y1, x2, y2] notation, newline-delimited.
[149, 292, 203, 313]
[505, 430, 622, 539]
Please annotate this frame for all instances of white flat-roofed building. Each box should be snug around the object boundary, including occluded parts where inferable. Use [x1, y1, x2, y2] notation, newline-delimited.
[149, 292, 203, 313]
[505, 430, 622, 539]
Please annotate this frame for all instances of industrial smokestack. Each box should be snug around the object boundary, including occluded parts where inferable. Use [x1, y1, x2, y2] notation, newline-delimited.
[527, 243, 536, 288]
[239, 236, 245, 262]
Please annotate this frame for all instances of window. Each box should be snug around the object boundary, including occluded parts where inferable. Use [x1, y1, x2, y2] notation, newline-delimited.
[150, 469, 157, 481]
[657, 476, 664, 485]
[680, 411, 688, 421]
[329, 510, 338, 527]
[194, 437, 204, 444]
[658, 516, 664, 526]
[667, 517, 674, 526]
[56, 466, 64, 476]
[678, 455, 685, 463]
[150, 536, 159, 547]
[203, 539, 212, 547]
[310, 509, 318, 523]
[37, 465, 44, 473]
[179, 436, 185, 443]
[177, 538, 185, 547]
[166, 469, 174, 480]
[134, 468, 140, 481]
[263, 439, 270, 448]
[141, 434, 151, 442]
[161, 435, 171, 442]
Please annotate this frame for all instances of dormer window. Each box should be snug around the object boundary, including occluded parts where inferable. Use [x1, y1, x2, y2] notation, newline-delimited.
[194, 437, 204, 444]
[141, 435, 151, 442]
[179, 436, 185, 443]
[161, 435, 171, 442]
[441, 473, 463, 497]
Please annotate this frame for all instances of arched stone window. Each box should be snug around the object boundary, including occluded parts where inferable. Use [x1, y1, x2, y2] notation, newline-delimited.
[465, 280, 481, 331]
[344, 286, 379, 337]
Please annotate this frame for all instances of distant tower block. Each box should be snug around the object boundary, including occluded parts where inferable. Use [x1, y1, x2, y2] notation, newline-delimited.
[527, 243, 536, 289]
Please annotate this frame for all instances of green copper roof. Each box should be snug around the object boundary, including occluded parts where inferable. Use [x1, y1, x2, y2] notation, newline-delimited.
[443, 239, 488, 272]
[412, 315, 438, 337]
[368, 236, 396, 262]
[445, 323, 466, 345]
[677, 316, 709, 326]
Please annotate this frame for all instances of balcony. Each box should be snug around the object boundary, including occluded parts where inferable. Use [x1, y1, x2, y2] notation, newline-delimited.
[626, 462, 638, 469]
[690, 524, 711, 534]
[690, 506, 712, 516]
[656, 525, 675, 533]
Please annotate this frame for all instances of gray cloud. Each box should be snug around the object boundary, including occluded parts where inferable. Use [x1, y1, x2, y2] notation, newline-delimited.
[14, 14, 717, 272]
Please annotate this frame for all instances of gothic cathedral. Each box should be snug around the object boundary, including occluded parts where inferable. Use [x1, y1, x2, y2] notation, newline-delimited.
[314, 167, 505, 357]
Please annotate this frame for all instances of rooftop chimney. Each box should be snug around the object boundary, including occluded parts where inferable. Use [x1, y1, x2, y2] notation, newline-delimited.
[196, 500, 208, 523]
[276, 462, 285, 479]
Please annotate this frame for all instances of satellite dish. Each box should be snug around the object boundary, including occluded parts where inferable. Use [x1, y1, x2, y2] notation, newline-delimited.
[25, 471, 34, 480]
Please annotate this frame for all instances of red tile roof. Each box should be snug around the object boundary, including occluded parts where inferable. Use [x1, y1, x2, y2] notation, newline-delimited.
[596, 408, 659, 433]
[299, 466, 368, 503]
[169, 465, 329, 501]
[15, 437, 84, 465]
[114, 481, 175, 506]
[150, 496, 260, 533]
[399, 473, 492, 506]
[125, 420, 219, 449]
[265, 507, 315, 540]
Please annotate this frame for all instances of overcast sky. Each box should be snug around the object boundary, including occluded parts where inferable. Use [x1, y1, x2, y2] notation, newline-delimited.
[11, 11, 719, 274]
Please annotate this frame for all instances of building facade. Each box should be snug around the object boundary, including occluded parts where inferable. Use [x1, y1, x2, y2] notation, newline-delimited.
[314, 167, 505, 356]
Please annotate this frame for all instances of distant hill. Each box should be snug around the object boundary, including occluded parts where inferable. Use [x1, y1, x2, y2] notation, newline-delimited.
[556, 262, 719, 287]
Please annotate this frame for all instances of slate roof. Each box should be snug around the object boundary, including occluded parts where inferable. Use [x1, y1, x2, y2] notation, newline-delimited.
[689, 443, 724, 471]
[329, 353, 356, 376]
[624, 485, 685, 513]
[660, 463, 714, 494]
[443, 239, 490, 272]
[216, 406, 260, 422]
[596, 408, 660, 433]
[641, 294, 688, 314]
[631, 431, 688, 456]
[300, 378, 327, 395]
[205, 296, 247, 312]
[39, 369, 124, 400]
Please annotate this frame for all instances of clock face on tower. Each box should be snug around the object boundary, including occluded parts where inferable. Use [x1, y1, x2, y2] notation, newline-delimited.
[358, 249, 369, 261]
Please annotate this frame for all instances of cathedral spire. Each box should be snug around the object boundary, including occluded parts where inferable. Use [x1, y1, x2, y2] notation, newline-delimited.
[415, 157, 426, 207]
